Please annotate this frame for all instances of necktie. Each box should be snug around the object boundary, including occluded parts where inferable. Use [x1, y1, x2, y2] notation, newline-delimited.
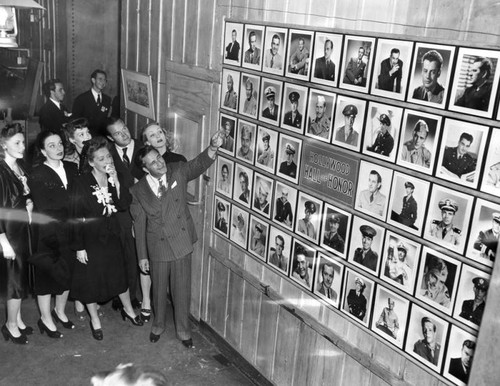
[158, 178, 167, 198]
[442, 228, 448, 239]
[370, 193, 374, 203]
[327, 289, 331, 299]
[270, 56, 274, 68]
[122, 147, 130, 166]
[97, 94, 101, 106]
[250, 53, 253, 62]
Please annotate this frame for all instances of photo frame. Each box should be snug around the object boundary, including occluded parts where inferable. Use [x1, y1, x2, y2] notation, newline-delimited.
[242, 24, 264, 71]
[218, 113, 237, 156]
[223, 22, 244, 66]
[235, 119, 257, 165]
[230, 205, 249, 249]
[332, 95, 367, 152]
[310, 32, 343, 87]
[213, 195, 231, 238]
[221, 68, 241, 112]
[449, 47, 500, 118]
[407, 42, 456, 109]
[238, 72, 260, 119]
[285, 29, 314, 81]
[380, 230, 420, 295]
[255, 126, 278, 174]
[252, 172, 273, 218]
[339, 35, 376, 93]
[290, 239, 317, 290]
[320, 203, 352, 259]
[215, 156, 234, 198]
[248, 215, 270, 261]
[314, 253, 344, 308]
[233, 163, 254, 208]
[272, 181, 297, 230]
[341, 268, 375, 327]
[259, 77, 283, 126]
[280, 82, 308, 134]
[277, 133, 302, 184]
[435, 118, 489, 189]
[121, 69, 155, 120]
[262, 26, 288, 76]
[267, 225, 293, 275]
[416, 246, 461, 315]
[348, 216, 385, 276]
[294, 191, 322, 244]
[443, 325, 477, 386]
[481, 128, 500, 197]
[370, 39, 414, 101]
[396, 109, 442, 175]
[305, 88, 336, 143]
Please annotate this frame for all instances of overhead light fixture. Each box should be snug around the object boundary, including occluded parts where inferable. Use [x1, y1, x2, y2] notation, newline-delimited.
[0, 0, 44, 48]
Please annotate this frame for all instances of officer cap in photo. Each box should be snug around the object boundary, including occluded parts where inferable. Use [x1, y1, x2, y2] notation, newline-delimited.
[304, 200, 317, 214]
[328, 214, 340, 223]
[285, 143, 296, 154]
[237, 213, 244, 223]
[261, 130, 270, 142]
[255, 223, 263, 233]
[360, 225, 377, 239]
[316, 95, 326, 106]
[473, 277, 489, 291]
[289, 91, 300, 103]
[265, 86, 276, 100]
[217, 202, 225, 212]
[429, 265, 448, 282]
[342, 104, 358, 117]
[397, 242, 407, 252]
[492, 212, 500, 223]
[404, 181, 415, 190]
[259, 181, 269, 196]
[378, 113, 391, 126]
[438, 198, 458, 213]
[355, 277, 365, 287]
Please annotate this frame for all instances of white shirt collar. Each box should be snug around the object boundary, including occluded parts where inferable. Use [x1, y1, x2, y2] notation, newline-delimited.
[44, 161, 68, 189]
[146, 173, 167, 194]
[115, 139, 135, 161]
[50, 98, 61, 109]
[91, 88, 102, 103]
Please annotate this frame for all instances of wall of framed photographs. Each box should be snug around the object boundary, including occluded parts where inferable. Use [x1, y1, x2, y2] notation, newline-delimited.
[214, 19, 500, 385]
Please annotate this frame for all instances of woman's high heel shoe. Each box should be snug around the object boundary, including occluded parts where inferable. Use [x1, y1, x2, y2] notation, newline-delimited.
[52, 310, 75, 330]
[19, 325, 34, 335]
[1, 324, 28, 344]
[140, 308, 151, 323]
[89, 321, 103, 341]
[120, 309, 144, 326]
[37, 319, 63, 339]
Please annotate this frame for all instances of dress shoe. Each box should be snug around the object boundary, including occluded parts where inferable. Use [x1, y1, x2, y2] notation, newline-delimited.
[149, 332, 160, 343]
[121, 309, 144, 326]
[37, 319, 63, 339]
[89, 321, 103, 341]
[181, 338, 193, 348]
[52, 310, 75, 330]
[19, 325, 34, 335]
[1, 324, 28, 344]
[140, 308, 151, 323]
[131, 298, 142, 309]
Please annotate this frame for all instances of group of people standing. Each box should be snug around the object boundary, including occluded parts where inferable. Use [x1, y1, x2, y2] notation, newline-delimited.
[1, 70, 222, 347]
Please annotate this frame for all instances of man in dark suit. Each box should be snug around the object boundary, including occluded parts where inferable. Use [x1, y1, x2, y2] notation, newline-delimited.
[441, 132, 477, 178]
[72, 69, 113, 137]
[455, 57, 493, 111]
[317, 262, 337, 301]
[459, 277, 489, 326]
[343, 46, 366, 86]
[391, 181, 418, 228]
[377, 48, 403, 93]
[449, 340, 475, 383]
[243, 31, 261, 65]
[225, 29, 240, 61]
[314, 39, 335, 82]
[38, 79, 71, 134]
[130, 131, 222, 347]
[473, 212, 500, 262]
[262, 86, 278, 121]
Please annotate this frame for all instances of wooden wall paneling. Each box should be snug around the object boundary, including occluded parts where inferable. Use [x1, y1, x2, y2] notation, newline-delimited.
[225, 270, 245, 349]
[244, 255, 264, 281]
[424, 0, 471, 41]
[398, 0, 432, 37]
[316, 334, 347, 386]
[138, 0, 152, 73]
[468, 2, 500, 46]
[206, 256, 229, 337]
[255, 297, 279, 379]
[272, 308, 300, 385]
[228, 245, 245, 267]
[401, 358, 441, 385]
[320, 306, 349, 342]
[286, 1, 310, 26]
[280, 278, 302, 309]
[340, 354, 373, 386]
[262, 264, 283, 291]
[171, 0, 185, 62]
[240, 281, 262, 365]
[184, 0, 200, 65]
[299, 291, 321, 322]
[244, 0, 266, 21]
[370, 338, 406, 379]
[292, 323, 319, 386]
[166, 72, 212, 117]
[367, 373, 393, 386]
[199, 0, 217, 69]
[357, 0, 396, 33]
[346, 320, 376, 356]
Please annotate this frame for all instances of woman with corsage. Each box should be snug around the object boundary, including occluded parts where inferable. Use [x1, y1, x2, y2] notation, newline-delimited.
[0, 124, 33, 344]
[70, 137, 143, 340]
[28, 130, 79, 338]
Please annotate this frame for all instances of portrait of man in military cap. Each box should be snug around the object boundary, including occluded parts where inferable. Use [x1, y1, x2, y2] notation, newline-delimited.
[467, 198, 500, 267]
[372, 286, 409, 348]
[230, 206, 249, 248]
[252, 173, 273, 218]
[306, 89, 335, 142]
[349, 217, 384, 276]
[277, 134, 302, 184]
[314, 254, 343, 308]
[259, 79, 282, 124]
[321, 204, 351, 258]
[295, 192, 322, 244]
[333, 95, 366, 151]
[273, 182, 297, 230]
[342, 269, 374, 326]
[239, 73, 260, 118]
[249, 216, 269, 261]
[255, 127, 277, 173]
[213, 196, 230, 237]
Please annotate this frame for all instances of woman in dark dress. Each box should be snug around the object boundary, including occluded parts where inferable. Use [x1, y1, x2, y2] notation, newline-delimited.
[28, 131, 79, 338]
[0, 124, 32, 344]
[71, 137, 142, 340]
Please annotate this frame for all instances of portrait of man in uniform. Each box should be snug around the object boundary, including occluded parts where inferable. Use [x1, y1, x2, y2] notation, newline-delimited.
[365, 113, 394, 156]
[469, 201, 500, 264]
[249, 217, 268, 261]
[314, 255, 342, 308]
[281, 83, 307, 134]
[277, 134, 302, 184]
[283, 91, 303, 130]
[352, 225, 379, 273]
[221, 70, 239, 111]
[390, 181, 417, 228]
[333, 96, 366, 151]
[372, 287, 409, 348]
[255, 128, 276, 172]
[214, 198, 229, 237]
[413, 317, 442, 366]
[322, 213, 346, 255]
[259, 79, 282, 124]
[459, 277, 488, 328]
[444, 326, 477, 385]
[429, 199, 461, 246]
[335, 104, 359, 147]
[349, 217, 384, 276]
[342, 270, 374, 326]
[295, 192, 321, 244]
[306, 90, 335, 142]
[273, 183, 296, 230]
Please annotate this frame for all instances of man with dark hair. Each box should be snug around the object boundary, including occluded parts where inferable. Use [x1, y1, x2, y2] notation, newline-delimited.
[308, 95, 331, 139]
[292, 248, 312, 287]
[269, 235, 288, 272]
[347, 277, 367, 320]
[441, 132, 477, 178]
[297, 201, 317, 239]
[72, 69, 113, 136]
[391, 181, 418, 228]
[279, 143, 297, 178]
[215, 201, 228, 233]
[323, 214, 345, 253]
[459, 277, 489, 326]
[225, 29, 240, 61]
[318, 262, 337, 301]
[243, 31, 261, 65]
[429, 199, 461, 246]
[412, 50, 445, 103]
[353, 225, 378, 272]
[283, 91, 302, 129]
[38, 78, 71, 133]
[223, 74, 237, 109]
[413, 317, 441, 365]
[262, 86, 279, 121]
[473, 212, 500, 262]
[220, 120, 234, 152]
[378, 48, 403, 92]
[366, 113, 394, 156]
[237, 171, 250, 203]
[357, 170, 386, 217]
[335, 104, 359, 146]
[449, 340, 475, 383]
[314, 39, 336, 81]
[456, 57, 493, 111]
[264, 33, 283, 70]
[343, 46, 366, 86]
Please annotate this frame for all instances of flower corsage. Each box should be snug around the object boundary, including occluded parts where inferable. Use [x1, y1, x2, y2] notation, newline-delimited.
[91, 185, 117, 216]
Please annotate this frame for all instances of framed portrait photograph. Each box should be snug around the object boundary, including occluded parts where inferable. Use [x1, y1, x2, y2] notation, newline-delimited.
[370, 39, 414, 101]
[280, 82, 308, 134]
[276, 133, 302, 184]
[405, 303, 449, 372]
[443, 325, 477, 386]
[314, 253, 344, 308]
[449, 47, 500, 118]
[341, 268, 375, 327]
[310, 32, 343, 87]
[220, 68, 240, 113]
[262, 26, 288, 76]
[233, 163, 253, 208]
[272, 181, 297, 230]
[348, 216, 385, 276]
[290, 239, 317, 291]
[235, 119, 256, 165]
[424, 184, 473, 255]
[332, 95, 367, 152]
[251, 172, 273, 218]
[259, 77, 283, 126]
[121, 69, 156, 120]
[242, 24, 264, 71]
[416, 247, 461, 315]
[407, 42, 456, 109]
[294, 191, 322, 244]
[255, 126, 277, 174]
[371, 285, 410, 349]
[453, 263, 491, 330]
[339, 35, 376, 93]
[248, 215, 270, 261]
[380, 230, 420, 295]
[362, 101, 403, 163]
[436, 118, 489, 189]
[465, 198, 500, 267]
[285, 29, 314, 81]
[215, 156, 234, 198]
[238, 72, 260, 119]
[230, 205, 249, 249]
[355, 160, 393, 221]
[213, 195, 230, 238]
[387, 171, 431, 236]
[320, 203, 352, 259]
[396, 109, 442, 175]
[267, 225, 293, 275]
[223, 22, 243, 66]
[305, 88, 336, 143]
[218, 113, 237, 156]
[481, 128, 500, 197]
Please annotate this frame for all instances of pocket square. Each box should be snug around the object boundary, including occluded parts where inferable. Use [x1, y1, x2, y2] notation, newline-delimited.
[171, 180, 177, 189]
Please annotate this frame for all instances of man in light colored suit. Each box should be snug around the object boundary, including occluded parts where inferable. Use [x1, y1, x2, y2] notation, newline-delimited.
[130, 132, 222, 347]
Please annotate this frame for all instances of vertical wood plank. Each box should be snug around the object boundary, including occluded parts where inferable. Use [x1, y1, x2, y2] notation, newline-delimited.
[172, 0, 185, 62]
[184, 0, 199, 65]
[318, 334, 346, 385]
[207, 257, 229, 337]
[244, 254, 264, 281]
[272, 308, 300, 385]
[255, 297, 279, 379]
[340, 354, 372, 386]
[225, 271, 244, 349]
[240, 282, 262, 364]
[198, 0, 217, 69]
[292, 323, 318, 386]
